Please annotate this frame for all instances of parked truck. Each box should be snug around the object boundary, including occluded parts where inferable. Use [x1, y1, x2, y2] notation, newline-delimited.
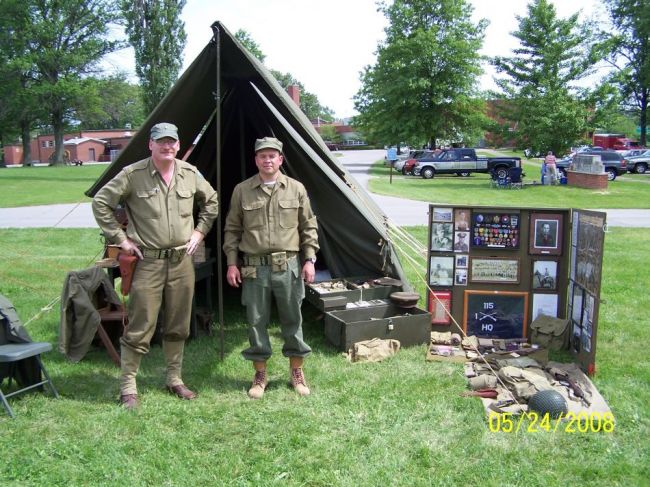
[403, 148, 521, 179]
[592, 133, 640, 151]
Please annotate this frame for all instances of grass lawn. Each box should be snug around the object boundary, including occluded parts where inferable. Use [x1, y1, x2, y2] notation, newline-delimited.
[0, 165, 109, 207]
[1, 227, 648, 485]
[370, 159, 650, 209]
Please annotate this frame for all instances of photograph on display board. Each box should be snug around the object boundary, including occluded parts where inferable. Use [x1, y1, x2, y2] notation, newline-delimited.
[430, 222, 454, 251]
[575, 212, 606, 295]
[532, 260, 558, 290]
[529, 213, 563, 255]
[583, 293, 595, 336]
[532, 293, 559, 321]
[429, 256, 454, 286]
[429, 290, 452, 325]
[582, 331, 592, 353]
[471, 211, 520, 249]
[453, 231, 470, 252]
[455, 269, 468, 286]
[463, 290, 528, 339]
[455, 254, 468, 269]
[432, 207, 453, 222]
[454, 208, 470, 231]
[572, 285, 584, 323]
[572, 322, 582, 353]
[470, 257, 519, 284]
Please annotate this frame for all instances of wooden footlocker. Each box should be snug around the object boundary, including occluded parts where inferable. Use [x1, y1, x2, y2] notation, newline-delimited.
[306, 277, 402, 312]
[324, 304, 431, 351]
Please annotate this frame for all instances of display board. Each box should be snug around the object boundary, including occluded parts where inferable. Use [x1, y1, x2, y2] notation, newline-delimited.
[426, 205, 606, 374]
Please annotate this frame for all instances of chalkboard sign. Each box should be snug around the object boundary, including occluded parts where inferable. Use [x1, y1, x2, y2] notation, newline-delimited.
[463, 290, 529, 338]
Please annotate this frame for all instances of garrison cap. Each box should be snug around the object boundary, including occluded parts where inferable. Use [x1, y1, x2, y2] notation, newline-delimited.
[150, 123, 179, 141]
[255, 137, 283, 153]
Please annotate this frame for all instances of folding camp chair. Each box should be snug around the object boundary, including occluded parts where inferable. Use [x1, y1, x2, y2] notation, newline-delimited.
[509, 167, 524, 189]
[0, 342, 59, 418]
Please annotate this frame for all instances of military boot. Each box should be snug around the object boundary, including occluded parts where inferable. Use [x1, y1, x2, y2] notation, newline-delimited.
[248, 361, 268, 399]
[289, 356, 310, 396]
[119, 346, 143, 410]
[163, 340, 196, 400]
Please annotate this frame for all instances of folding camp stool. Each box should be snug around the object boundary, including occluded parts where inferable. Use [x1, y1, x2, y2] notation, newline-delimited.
[0, 342, 59, 418]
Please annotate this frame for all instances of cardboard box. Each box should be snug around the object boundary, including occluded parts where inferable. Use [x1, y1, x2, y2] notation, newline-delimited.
[324, 304, 431, 351]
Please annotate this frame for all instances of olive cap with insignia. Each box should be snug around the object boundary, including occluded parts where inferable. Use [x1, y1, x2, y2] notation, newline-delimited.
[150, 123, 179, 141]
[254, 137, 283, 153]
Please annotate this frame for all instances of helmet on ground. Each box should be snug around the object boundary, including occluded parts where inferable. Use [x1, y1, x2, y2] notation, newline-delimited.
[528, 389, 568, 419]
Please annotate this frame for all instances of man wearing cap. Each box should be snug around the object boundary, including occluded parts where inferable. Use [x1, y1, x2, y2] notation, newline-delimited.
[223, 137, 319, 399]
[93, 122, 218, 410]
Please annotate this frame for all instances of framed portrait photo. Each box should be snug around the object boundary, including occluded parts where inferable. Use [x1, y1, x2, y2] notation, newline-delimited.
[532, 260, 558, 291]
[453, 231, 470, 253]
[454, 208, 470, 231]
[429, 256, 454, 286]
[430, 222, 454, 251]
[529, 213, 563, 255]
[470, 257, 520, 284]
[429, 290, 452, 325]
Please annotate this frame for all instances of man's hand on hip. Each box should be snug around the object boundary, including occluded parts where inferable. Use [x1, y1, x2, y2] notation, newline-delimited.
[186, 230, 205, 255]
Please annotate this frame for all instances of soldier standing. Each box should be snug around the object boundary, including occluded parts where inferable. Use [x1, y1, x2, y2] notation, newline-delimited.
[223, 137, 319, 399]
[93, 123, 218, 410]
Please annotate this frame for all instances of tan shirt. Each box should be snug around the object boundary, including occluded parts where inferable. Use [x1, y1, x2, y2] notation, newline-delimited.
[92, 158, 219, 249]
[223, 173, 319, 265]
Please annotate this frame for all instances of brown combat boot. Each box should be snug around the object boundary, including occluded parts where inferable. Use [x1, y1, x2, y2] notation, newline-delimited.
[289, 356, 310, 396]
[248, 361, 268, 399]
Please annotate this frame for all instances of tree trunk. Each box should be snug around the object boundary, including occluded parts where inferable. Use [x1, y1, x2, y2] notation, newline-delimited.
[51, 110, 65, 165]
[20, 120, 32, 165]
[639, 89, 647, 147]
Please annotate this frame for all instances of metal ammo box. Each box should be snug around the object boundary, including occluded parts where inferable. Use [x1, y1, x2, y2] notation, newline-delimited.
[324, 304, 431, 351]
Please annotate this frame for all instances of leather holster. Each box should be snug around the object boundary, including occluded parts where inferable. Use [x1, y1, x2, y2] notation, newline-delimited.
[117, 252, 138, 296]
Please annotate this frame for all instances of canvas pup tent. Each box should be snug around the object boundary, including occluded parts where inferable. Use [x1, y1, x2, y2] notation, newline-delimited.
[87, 21, 409, 326]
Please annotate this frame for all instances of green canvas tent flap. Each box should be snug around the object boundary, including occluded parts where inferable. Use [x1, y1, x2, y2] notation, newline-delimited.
[87, 21, 408, 293]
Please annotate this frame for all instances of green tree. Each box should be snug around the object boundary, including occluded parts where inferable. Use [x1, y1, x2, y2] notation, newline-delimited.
[491, 0, 597, 156]
[601, 0, 650, 146]
[8, 0, 121, 165]
[353, 0, 487, 149]
[77, 74, 145, 130]
[234, 29, 266, 62]
[121, 0, 187, 115]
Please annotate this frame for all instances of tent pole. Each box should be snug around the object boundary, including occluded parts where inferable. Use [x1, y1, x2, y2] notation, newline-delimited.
[211, 22, 225, 360]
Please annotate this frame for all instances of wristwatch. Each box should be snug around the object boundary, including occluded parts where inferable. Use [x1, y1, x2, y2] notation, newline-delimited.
[305, 257, 317, 264]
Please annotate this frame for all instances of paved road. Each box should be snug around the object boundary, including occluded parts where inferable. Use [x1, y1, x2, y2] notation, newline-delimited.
[1, 149, 649, 227]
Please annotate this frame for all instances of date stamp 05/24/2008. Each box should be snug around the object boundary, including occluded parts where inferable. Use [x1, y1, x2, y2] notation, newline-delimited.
[488, 411, 615, 433]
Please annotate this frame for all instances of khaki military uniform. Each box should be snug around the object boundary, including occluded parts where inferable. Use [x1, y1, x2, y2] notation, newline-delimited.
[223, 173, 318, 361]
[93, 158, 218, 393]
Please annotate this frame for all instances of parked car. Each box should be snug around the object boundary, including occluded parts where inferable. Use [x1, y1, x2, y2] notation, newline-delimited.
[625, 149, 650, 174]
[556, 150, 628, 181]
[404, 148, 521, 179]
[397, 150, 434, 174]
